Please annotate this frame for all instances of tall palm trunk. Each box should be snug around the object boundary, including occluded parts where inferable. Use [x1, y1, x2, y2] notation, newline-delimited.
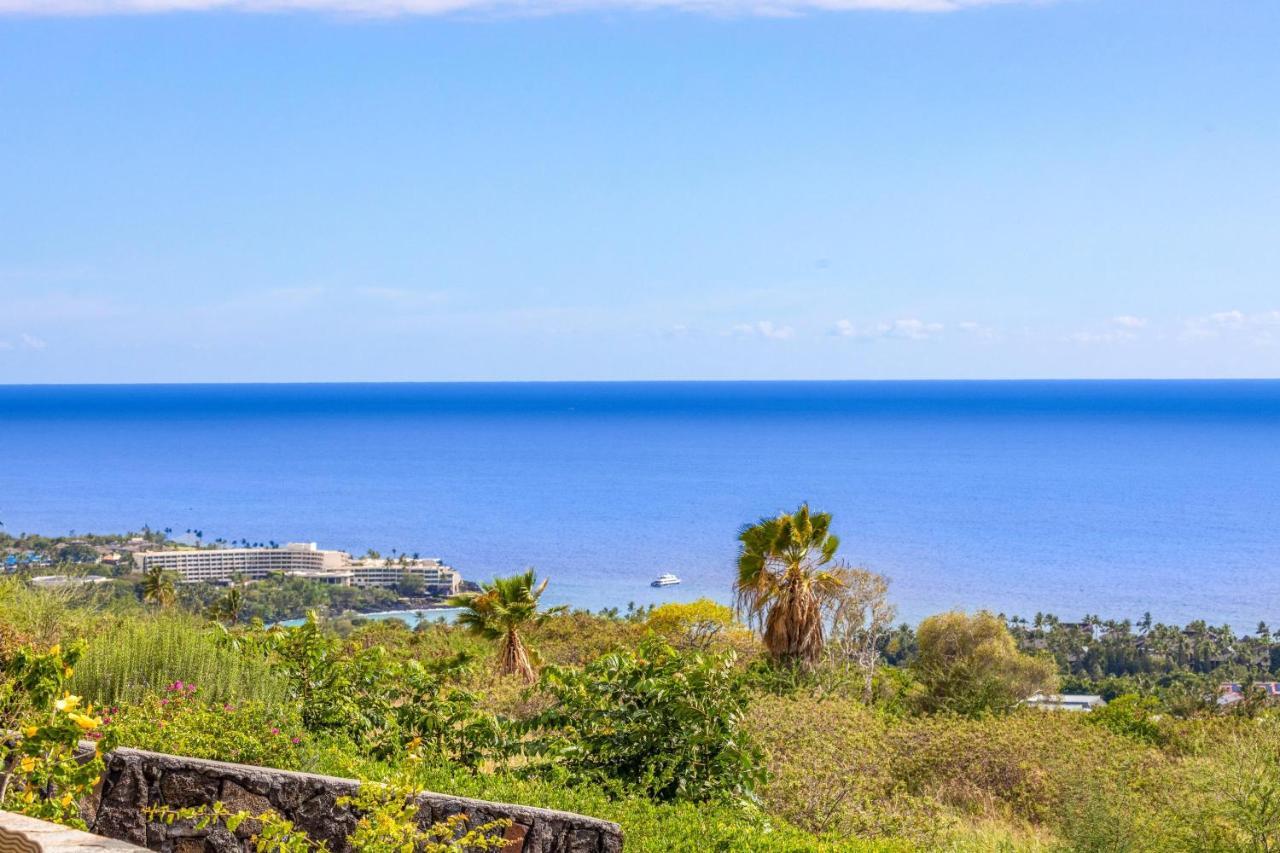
[762, 568, 824, 666]
[499, 628, 536, 682]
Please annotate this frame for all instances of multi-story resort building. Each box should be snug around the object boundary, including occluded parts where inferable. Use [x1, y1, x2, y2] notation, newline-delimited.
[133, 542, 461, 595]
[347, 557, 461, 594]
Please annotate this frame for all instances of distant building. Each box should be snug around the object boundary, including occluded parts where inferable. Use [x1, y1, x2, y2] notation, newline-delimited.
[29, 575, 113, 588]
[1025, 693, 1106, 712]
[134, 542, 351, 583]
[349, 557, 462, 596]
[133, 542, 461, 594]
[1218, 682, 1280, 706]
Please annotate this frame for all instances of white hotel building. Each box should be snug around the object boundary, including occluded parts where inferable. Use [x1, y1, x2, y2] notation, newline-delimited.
[134, 542, 461, 595]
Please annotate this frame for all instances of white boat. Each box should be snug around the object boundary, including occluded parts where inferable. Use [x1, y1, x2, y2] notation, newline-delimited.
[650, 573, 681, 587]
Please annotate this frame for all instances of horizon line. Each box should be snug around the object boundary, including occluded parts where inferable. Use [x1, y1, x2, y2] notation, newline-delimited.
[3, 377, 1280, 388]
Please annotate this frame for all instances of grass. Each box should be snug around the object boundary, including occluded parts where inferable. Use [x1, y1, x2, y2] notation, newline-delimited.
[70, 613, 287, 706]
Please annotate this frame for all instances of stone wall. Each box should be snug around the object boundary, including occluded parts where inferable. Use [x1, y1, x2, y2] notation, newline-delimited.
[89, 748, 622, 853]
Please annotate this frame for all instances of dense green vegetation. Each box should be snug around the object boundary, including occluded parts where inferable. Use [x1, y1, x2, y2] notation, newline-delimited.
[3, 511, 1280, 851]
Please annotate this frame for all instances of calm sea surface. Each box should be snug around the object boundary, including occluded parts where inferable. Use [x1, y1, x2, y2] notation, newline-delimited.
[1, 381, 1278, 627]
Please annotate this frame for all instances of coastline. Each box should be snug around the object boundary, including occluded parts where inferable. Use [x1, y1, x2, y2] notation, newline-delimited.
[275, 607, 464, 628]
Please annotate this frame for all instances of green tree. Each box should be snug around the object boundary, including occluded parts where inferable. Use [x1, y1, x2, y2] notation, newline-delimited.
[207, 586, 244, 626]
[910, 610, 1057, 716]
[733, 504, 844, 667]
[447, 570, 563, 682]
[141, 565, 177, 609]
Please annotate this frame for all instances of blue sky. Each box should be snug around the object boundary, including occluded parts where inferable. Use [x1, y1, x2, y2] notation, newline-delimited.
[1, 0, 1278, 382]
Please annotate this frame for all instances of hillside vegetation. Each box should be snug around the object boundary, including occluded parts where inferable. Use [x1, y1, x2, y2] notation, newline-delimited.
[2, 508, 1278, 851]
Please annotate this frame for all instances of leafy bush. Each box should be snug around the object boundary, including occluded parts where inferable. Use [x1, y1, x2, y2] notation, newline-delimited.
[528, 638, 764, 803]
[644, 599, 756, 654]
[107, 680, 312, 769]
[910, 611, 1057, 717]
[264, 615, 510, 765]
[0, 643, 106, 828]
[1085, 693, 1166, 745]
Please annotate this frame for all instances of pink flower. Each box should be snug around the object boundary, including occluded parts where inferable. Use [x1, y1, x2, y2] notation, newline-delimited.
[291, 737, 301, 745]
[270, 727, 280, 735]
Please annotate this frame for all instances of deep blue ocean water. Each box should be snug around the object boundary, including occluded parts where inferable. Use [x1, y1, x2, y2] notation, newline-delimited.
[1, 380, 1278, 627]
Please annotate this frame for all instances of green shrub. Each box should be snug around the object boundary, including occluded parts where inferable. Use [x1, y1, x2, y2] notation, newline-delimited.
[1085, 693, 1166, 745]
[106, 681, 310, 769]
[528, 638, 764, 803]
[747, 695, 950, 844]
[1173, 718, 1280, 851]
[70, 614, 286, 706]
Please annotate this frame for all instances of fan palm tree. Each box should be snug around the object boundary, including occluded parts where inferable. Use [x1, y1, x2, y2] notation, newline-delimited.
[141, 565, 177, 609]
[734, 503, 845, 667]
[447, 569, 564, 682]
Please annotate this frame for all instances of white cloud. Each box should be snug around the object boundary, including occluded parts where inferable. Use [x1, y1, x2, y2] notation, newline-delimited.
[0, 0, 1055, 16]
[1067, 315, 1152, 345]
[956, 320, 996, 340]
[731, 320, 794, 340]
[20, 333, 47, 350]
[1182, 309, 1280, 342]
[1067, 330, 1134, 345]
[0, 340, 13, 351]
[833, 317, 944, 341]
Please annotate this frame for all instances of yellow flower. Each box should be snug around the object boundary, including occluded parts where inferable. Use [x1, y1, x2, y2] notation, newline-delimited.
[54, 694, 81, 713]
[19, 756, 37, 773]
[68, 712, 101, 732]
[407, 736, 422, 749]
[21, 725, 38, 738]
[49, 644, 61, 656]
[60, 793, 74, 808]
[64, 665, 74, 678]
[21, 790, 35, 804]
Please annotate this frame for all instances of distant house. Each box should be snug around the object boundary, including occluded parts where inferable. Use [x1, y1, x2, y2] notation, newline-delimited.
[1024, 693, 1106, 712]
[1056, 622, 1105, 641]
[1218, 682, 1280, 706]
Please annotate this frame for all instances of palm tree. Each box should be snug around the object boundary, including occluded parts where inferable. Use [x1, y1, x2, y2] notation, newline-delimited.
[447, 570, 564, 682]
[141, 565, 176, 609]
[734, 503, 845, 667]
[208, 586, 244, 625]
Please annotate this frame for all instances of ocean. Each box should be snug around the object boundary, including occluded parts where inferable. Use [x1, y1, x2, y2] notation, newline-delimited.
[1, 380, 1278, 627]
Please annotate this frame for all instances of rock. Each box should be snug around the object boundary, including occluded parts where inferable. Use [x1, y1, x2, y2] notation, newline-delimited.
[566, 829, 599, 853]
[158, 771, 220, 809]
[501, 822, 530, 853]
